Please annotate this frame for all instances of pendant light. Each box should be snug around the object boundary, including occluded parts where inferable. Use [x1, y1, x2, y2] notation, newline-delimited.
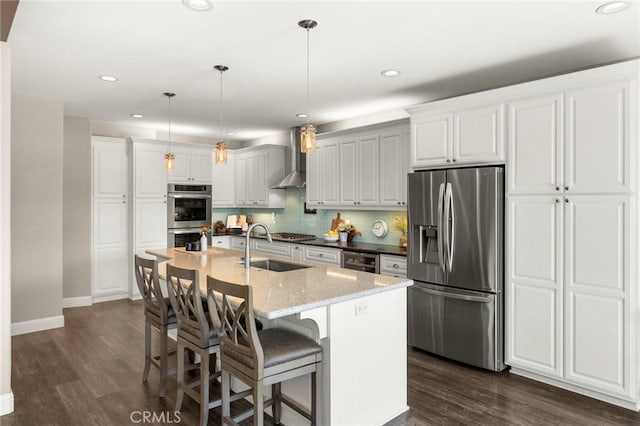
[163, 92, 176, 171]
[299, 19, 318, 154]
[214, 65, 229, 165]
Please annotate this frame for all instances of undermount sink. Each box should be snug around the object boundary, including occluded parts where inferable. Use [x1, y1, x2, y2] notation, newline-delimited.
[250, 259, 310, 272]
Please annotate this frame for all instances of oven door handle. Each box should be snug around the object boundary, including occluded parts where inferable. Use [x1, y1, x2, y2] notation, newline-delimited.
[168, 228, 203, 234]
[168, 193, 212, 199]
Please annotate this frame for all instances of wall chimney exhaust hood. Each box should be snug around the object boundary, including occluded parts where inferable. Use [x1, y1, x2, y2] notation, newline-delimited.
[272, 127, 306, 188]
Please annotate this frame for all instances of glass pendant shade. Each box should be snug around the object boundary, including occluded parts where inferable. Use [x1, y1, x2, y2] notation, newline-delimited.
[164, 152, 175, 171]
[215, 142, 227, 164]
[300, 123, 316, 153]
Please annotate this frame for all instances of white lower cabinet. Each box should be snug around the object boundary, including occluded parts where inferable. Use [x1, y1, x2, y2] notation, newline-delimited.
[379, 255, 407, 278]
[253, 239, 291, 259]
[507, 193, 636, 404]
[303, 246, 341, 267]
[211, 235, 231, 249]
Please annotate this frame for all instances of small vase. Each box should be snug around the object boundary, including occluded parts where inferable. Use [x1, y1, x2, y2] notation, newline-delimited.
[339, 231, 348, 243]
[200, 234, 208, 251]
[399, 234, 408, 248]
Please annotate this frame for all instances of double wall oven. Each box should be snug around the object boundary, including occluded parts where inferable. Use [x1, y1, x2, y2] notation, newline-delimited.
[167, 184, 212, 248]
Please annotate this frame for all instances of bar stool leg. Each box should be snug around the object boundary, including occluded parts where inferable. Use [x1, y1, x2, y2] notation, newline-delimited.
[311, 371, 318, 426]
[199, 350, 210, 426]
[221, 370, 231, 420]
[143, 321, 151, 382]
[272, 383, 282, 424]
[175, 343, 185, 411]
[253, 382, 264, 426]
[159, 324, 168, 397]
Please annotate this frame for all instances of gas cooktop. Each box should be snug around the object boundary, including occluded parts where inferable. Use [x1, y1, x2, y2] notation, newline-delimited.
[268, 232, 317, 242]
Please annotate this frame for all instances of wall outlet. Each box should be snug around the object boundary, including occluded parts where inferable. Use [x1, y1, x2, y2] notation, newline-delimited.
[355, 301, 368, 316]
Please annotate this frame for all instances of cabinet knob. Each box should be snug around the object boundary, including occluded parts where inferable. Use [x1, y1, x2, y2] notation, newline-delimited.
[452, 158, 457, 162]
[555, 186, 560, 191]
[122, 200, 126, 204]
[555, 199, 559, 203]
[565, 198, 569, 203]
[446, 159, 451, 163]
[393, 264, 399, 268]
[122, 194, 126, 198]
[397, 202, 401, 205]
[353, 202, 357, 205]
[564, 186, 569, 191]
[318, 253, 323, 257]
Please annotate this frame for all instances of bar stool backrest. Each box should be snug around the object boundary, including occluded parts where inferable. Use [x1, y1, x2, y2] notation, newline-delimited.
[166, 264, 210, 347]
[134, 255, 168, 321]
[207, 278, 265, 378]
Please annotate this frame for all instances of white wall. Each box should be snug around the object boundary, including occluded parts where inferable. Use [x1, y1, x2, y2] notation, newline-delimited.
[11, 94, 64, 331]
[0, 41, 14, 416]
[63, 117, 91, 300]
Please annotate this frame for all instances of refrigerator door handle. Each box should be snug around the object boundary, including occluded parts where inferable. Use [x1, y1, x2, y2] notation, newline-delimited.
[412, 284, 494, 303]
[445, 182, 455, 271]
[437, 182, 446, 273]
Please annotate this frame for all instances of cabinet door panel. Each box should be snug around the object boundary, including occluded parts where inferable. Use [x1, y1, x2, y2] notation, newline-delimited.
[411, 113, 451, 168]
[306, 144, 321, 206]
[169, 149, 190, 183]
[135, 146, 167, 198]
[565, 82, 631, 194]
[190, 150, 213, 182]
[339, 139, 357, 205]
[135, 199, 167, 247]
[358, 135, 379, 205]
[565, 196, 628, 292]
[506, 196, 562, 377]
[93, 142, 127, 198]
[235, 155, 247, 205]
[566, 292, 628, 396]
[453, 103, 505, 164]
[322, 142, 339, 204]
[254, 152, 268, 205]
[508, 94, 562, 194]
[212, 156, 236, 207]
[93, 199, 127, 296]
[379, 132, 404, 206]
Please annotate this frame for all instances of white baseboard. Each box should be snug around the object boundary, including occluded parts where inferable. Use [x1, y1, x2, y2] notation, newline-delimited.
[62, 296, 93, 308]
[11, 315, 65, 336]
[129, 294, 142, 301]
[0, 391, 14, 416]
[92, 292, 129, 304]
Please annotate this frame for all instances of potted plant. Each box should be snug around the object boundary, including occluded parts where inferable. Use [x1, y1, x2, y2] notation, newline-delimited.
[337, 223, 349, 242]
[394, 215, 408, 248]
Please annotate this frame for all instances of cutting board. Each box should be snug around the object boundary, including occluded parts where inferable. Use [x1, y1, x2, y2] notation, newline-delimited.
[330, 212, 345, 230]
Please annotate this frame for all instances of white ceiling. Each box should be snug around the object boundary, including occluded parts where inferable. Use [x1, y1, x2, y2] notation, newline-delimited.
[9, 0, 640, 142]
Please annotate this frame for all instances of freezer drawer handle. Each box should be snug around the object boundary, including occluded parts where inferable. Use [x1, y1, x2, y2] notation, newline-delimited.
[412, 285, 494, 303]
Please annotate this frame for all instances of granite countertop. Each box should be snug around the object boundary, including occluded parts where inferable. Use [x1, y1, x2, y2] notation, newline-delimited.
[146, 247, 412, 320]
[213, 233, 407, 257]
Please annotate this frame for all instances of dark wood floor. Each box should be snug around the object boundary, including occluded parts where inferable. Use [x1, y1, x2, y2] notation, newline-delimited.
[2, 299, 639, 425]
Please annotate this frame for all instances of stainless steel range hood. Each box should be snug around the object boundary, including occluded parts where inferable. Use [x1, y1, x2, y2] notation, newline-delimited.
[272, 127, 306, 188]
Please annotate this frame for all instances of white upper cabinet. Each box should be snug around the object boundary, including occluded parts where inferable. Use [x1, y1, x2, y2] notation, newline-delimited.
[232, 145, 285, 208]
[564, 82, 631, 194]
[379, 127, 408, 207]
[408, 100, 505, 169]
[167, 145, 213, 184]
[508, 93, 562, 194]
[309, 122, 408, 210]
[93, 139, 128, 198]
[306, 138, 339, 207]
[134, 142, 168, 199]
[212, 153, 236, 207]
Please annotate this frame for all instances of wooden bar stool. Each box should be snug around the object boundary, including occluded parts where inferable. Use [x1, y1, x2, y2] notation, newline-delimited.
[133, 255, 177, 398]
[207, 276, 323, 426]
[166, 264, 250, 426]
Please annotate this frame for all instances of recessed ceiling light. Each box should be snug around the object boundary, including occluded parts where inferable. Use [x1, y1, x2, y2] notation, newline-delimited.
[182, 0, 213, 12]
[130, 114, 144, 119]
[596, 1, 630, 14]
[296, 113, 308, 118]
[381, 69, 401, 77]
[225, 131, 236, 136]
[98, 75, 118, 82]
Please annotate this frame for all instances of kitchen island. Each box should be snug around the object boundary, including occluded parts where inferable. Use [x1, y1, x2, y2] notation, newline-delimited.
[147, 247, 413, 425]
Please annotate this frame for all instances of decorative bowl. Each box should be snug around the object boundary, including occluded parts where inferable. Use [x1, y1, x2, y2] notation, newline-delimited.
[323, 234, 339, 242]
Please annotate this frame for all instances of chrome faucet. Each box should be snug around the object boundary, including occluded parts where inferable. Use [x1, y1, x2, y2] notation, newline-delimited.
[245, 222, 272, 268]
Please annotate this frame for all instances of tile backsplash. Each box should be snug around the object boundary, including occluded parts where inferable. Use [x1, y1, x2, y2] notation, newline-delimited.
[212, 188, 406, 246]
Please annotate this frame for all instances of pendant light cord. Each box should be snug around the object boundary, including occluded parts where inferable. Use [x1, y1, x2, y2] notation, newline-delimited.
[219, 69, 224, 141]
[306, 26, 310, 125]
[168, 95, 172, 152]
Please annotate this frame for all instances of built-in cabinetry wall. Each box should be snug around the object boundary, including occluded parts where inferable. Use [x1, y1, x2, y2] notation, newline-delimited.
[306, 122, 409, 210]
[408, 59, 639, 410]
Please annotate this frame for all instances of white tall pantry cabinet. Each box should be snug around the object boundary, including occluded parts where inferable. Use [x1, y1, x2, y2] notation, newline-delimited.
[91, 137, 129, 301]
[505, 60, 639, 410]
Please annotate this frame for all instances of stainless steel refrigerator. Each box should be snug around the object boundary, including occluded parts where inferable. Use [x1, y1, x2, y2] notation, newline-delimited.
[407, 166, 505, 371]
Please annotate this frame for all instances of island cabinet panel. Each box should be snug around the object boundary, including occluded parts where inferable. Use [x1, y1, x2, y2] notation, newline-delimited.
[503, 60, 639, 409]
[92, 138, 129, 299]
[408, 100, 505, 169]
